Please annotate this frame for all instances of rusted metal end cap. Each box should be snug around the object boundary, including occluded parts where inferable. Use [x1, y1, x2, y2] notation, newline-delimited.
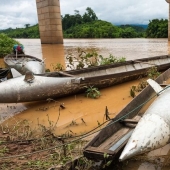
[24, 71, 35, 83]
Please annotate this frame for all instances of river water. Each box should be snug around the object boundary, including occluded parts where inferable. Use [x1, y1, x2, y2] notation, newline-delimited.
[16, 38, 170, 68]
[1, 38, 170, 170]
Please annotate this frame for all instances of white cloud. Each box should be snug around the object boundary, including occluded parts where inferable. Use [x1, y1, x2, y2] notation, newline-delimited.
[0, 0, 169, 29]
[0, 0, 38, 29]
[60, 0, 169, 25]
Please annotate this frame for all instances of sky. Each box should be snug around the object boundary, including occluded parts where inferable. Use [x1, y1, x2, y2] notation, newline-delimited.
[0, 0, 169, 30]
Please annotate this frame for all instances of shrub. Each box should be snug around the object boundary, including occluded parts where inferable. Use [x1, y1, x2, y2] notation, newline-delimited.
[85, 85, 101, 99]
[0, 33, 21, 57]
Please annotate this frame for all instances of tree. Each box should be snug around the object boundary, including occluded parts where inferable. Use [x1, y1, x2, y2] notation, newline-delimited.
[83, 7, 98, 23]
[146, 19, 168, 38]
[0, 33, 21, 57]
[25, 24, 30, 28]
[120, 27, 137, 38]
[74, 10, 83, 25]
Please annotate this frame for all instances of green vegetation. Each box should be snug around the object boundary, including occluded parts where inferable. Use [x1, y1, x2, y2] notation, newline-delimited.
[85, 85, 101, 99]
[65, 48, 126, 70]
[130, 66, 160, 98]
[0, 33, 21, 57]
[0, 24, 39, 38]
[62, 7, 98, 30]
[0, 116, 94, 170]
[146, 66, 160, 79]
[99, 54, 126, 65]
[0, 7, 147, 39]
[146, 19, 168, 38]
[0, 7, 168, 57]
[63, 20, 122, 38]
[0, 5, 167, 39]
[102, 153, 112, 168]
[51, 63, 64, 71]
[62, 7, 146, 38]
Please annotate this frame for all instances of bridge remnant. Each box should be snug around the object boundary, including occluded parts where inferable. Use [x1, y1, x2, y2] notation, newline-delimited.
[36, 0, 63, 44]
[166, 0, 170, 41]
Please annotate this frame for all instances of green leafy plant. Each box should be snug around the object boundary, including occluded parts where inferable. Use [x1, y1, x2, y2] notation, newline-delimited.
[0, 33, 21, 57]
[51, 63, 64, 71]
[130, 86, 136, 98]
[130, 66, 160, 97]
[99, 54, 126, 65]
[85, 85, 101, 99]
[147, 66, 160, 80]
[102, 153, 112, 168]
[66, 48, 100, 70]
[0, 146, 9, 156]
[0, 116, 91, 170]
[65, 48, 126, 70]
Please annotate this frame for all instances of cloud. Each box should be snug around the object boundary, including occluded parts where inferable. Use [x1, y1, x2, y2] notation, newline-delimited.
[0, 0, 169, 29]
[60, 0, 169, 25]
[0, 0, 38, 29]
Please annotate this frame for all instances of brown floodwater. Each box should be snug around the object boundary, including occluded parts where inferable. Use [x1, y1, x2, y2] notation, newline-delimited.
[2, 80, 137, 135]
[1, 38, 170, 170]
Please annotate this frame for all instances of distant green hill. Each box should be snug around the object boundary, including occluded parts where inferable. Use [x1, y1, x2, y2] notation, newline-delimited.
[116, 24, 147, 29]
[63, 20, 145, 38]
[0, 6, 167, 39]
[0, 22, 146, 39]
[132, 24, 148, 29]
[118, 24, 147, 31]
[0, 24, 39, 38]
[0, 6, 146, 39]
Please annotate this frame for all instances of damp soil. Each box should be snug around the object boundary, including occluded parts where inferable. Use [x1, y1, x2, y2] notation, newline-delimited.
[1, 78, 170, 170]
[2, 79, 139, 136]
[0, 74, 170, 169]
[0, 79, 140, 170]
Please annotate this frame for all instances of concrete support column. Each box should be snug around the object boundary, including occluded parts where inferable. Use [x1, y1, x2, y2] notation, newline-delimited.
[36, 0, 63, 44]
[166, 0, 170, 41]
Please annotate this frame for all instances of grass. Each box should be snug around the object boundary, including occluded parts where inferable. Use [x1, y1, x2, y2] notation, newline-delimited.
[0, 115, 94, 170]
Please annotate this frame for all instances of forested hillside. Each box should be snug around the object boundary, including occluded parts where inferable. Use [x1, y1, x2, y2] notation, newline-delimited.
[0, 7, 168, 38]
[0, 24, 39, 38]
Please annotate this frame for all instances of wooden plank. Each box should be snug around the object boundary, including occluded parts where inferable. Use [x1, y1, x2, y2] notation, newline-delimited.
[125, 65, 135, 71]
[98, 127, 130, 150]
[134, 59, 160, 66]
[84, 129, 133, 156]
[85, 146, 107, 153]
[140, 62, 151, 69]
[83, 69, 170, 160]
[96, 115, 141, 151]
[167, 58, 170, 63]
[108, 129, 134, 152]
[77, 70, 107, 77]
[148, 60, 158, 66]
[150, 59, 160, 66]
[133, 63, 143, 69]
[106, 66, 127, 74]
[164, 58, 170, 64]
[158, 58, 169, 65]
[75, 72, 94, 77]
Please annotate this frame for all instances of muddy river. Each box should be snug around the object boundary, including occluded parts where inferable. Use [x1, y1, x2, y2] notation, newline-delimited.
[1, 38, 170, 169]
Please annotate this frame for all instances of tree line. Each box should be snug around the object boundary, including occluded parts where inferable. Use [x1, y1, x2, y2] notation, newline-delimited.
[0, 7, 168, 38]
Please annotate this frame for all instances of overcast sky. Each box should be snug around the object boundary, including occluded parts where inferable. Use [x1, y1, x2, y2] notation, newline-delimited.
[0, 0, 169, 29]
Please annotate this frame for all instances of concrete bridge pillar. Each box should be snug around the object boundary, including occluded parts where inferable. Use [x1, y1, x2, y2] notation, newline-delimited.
[36, 0, 63, 44]
[166, 0, 170, 41]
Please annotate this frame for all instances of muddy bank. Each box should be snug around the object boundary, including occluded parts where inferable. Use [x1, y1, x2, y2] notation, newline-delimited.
[1, 79, 139, 136]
